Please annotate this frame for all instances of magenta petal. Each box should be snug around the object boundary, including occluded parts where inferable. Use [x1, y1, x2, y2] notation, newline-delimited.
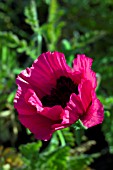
[80, 94, 104, 128]
[41, 105, 63, 121]
[17, 51, 71, 98]
[19, 114, 53, 141]
[24, 88, 63, 121]
[24, 86, 64, 121]
[62, 93, 83, 125]
[24, 88, 43, 112]
[73, 54, 93, 71]
[44, 51, 71, 78]
[78, 80, 92, 112]
[14, 78, 37, 115]
[73, 54, 97, 88]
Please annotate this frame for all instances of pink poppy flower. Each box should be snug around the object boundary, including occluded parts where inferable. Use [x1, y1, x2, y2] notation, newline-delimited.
[14, 52, 104, 140]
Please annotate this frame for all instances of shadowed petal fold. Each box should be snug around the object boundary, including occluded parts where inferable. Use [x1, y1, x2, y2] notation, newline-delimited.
[80, 92, 104, 127]
[73, 54, 97, 88]
[78, 80, 92, 112]
[14, 77, 38, 115]
[62, 93, 83, 125]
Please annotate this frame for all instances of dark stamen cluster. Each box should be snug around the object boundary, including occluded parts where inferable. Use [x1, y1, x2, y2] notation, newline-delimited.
[41, 76, 79, 108]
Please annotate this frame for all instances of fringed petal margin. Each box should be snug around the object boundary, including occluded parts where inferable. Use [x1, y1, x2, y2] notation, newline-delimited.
[73, 54, 97, 89]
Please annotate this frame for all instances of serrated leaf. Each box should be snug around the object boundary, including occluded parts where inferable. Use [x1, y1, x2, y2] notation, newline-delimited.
[19, 141, 42, 158]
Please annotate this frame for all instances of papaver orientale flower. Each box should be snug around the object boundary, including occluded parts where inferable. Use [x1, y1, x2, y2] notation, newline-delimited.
[14, 52, 104, 140]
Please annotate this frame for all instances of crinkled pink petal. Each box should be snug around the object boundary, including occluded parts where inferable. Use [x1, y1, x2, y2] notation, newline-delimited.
[23, 88, 64, 121]
[73, 54, 93, 71]
[15, 79, 64, 120]
[19, 114, 54, 141]
[70, 71, 82, 85]
[25, 88, 43, 112]
[41, 105, 63, 121]
[17, 51, 71, 99]
[14, 78, 37, 115]
[17, 68, 47, 98]
[73, 54, 97, 88]
[80, 92, 104, 127]
[62, 93, 84, 125]
[43, 51, 71, 78]
[78, 80, 92, 112]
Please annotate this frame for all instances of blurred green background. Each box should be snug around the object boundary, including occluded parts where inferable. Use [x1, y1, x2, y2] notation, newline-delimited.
[0, 0, 113, 170]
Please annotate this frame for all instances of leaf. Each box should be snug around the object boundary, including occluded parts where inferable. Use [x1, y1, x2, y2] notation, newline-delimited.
[39, 146, 70, 170]
[24, 0, 39, 32]
[68, 154, 96, 170]
[19, 141, 42, 159]
[61, 128, 75, 147]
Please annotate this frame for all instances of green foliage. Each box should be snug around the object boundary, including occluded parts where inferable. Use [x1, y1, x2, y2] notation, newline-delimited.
[0, 32, 20, 144]
[0, 0, 113, 169]
[100, 96, 113, 154]
[9, 141, 96, 170]
[61, 128, 75, 147]
[24, 0, 42, 57]
[68, 154, 95, 170]
[102, 112, 113, 154]
[24, 0, 39, 32]
[42, 0, 65, 51]
[39, 146, 69, 170]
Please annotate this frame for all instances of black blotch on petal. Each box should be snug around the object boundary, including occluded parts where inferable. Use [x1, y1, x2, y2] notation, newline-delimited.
[41, 76, 78, 108]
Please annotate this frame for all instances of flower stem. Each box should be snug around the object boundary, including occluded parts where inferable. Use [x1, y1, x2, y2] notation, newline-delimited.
[78, 119, 88, 130]
[57, 130, 66, 147]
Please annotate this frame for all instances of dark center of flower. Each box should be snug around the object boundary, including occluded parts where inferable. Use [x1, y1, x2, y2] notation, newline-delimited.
[41, 76, 79, 108]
